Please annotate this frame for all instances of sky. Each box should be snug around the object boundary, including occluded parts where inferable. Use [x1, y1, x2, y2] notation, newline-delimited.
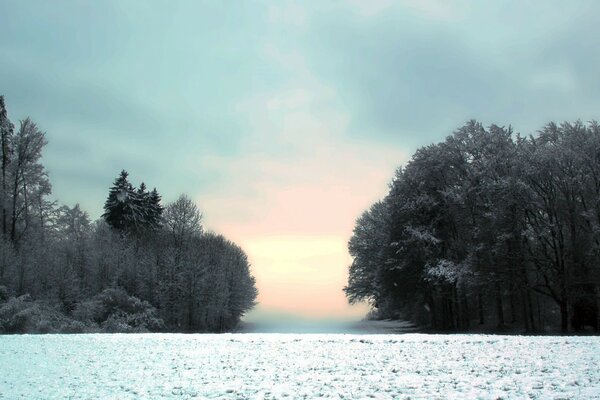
[1, 1, 600, 323]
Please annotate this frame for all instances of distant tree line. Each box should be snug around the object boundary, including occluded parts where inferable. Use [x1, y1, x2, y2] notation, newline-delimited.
[0, 95, 257, 333]
[345, 120, 600, 333]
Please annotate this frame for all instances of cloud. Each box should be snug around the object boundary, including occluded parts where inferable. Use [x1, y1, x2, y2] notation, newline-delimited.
[346, 0, 395, 18]
[197, 45, 407, 238]
[267, 2, 308, 28]
[530, 67, 578, 92]
[347, 0, 467, 21]
[191, 43, 407, 319]
[301, 1, 600, 144]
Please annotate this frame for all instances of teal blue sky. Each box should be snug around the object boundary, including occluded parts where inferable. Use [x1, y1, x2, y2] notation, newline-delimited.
[1, 0, 599, 216]
[2, 1, 600, 319]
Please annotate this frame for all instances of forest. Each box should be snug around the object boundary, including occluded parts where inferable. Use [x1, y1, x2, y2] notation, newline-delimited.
[345, 120, 600, 333]
[0, 95, 257, 333]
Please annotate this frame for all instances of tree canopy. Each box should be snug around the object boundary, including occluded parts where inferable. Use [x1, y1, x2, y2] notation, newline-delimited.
[0, 95, 257, 333]
[346, 120, 600, 333]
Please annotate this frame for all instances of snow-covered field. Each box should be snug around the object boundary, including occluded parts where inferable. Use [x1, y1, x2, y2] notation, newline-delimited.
[0, 333, 599, 399]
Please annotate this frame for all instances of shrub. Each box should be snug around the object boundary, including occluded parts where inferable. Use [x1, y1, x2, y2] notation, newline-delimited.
[0, 285, 9, 303]
[59, 319, 98, 334]
[0, 295, 82, 333]
[73, 288, 164, 332]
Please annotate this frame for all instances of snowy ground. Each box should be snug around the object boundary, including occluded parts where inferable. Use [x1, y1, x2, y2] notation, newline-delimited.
[0, 332, 599, 399]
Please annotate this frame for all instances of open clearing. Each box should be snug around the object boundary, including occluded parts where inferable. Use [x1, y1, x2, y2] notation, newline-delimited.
[0, 333, 599, 399]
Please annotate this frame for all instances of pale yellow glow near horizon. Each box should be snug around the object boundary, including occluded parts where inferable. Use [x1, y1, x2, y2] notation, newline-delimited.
[198, 145, 407, 321]
[240, 235, 369, 320]
[196, 78, 408, 322]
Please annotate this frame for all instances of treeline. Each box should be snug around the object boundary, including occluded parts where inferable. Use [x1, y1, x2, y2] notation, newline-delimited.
[0, 95, 257, 333]
[345, 120, 600, 333]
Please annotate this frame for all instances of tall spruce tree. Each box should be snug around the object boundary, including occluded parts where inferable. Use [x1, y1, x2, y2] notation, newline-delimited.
[103, 172, 163, 232]
[135, 182, 150, 228]
[102, 170, 136, 231]
[132, 183, 163, 231]
[147, 188, 163, 229]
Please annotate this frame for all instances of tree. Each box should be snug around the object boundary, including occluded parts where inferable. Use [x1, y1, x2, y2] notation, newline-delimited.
[8, 118, 50, 245]
[0, 97, 257, 333]
[102, 170, 136, 232]
[163, 194, 202, 247]
[55, 204, 92, 298]
[102, 172, 164, 234]
[347, 120, 600, 333]
[0, 96, 14, 237]
[146, 188, 163, 229]
[520, 122, 600, 332]
[344, 200, 391, 309]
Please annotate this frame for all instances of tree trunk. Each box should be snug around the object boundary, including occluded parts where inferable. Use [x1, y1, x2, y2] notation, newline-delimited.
[520, 266, 536, 331]
[596, 285, 600, 332]
[521, 289, 530, 332]
[527, 291, 536, 331]
[452, 284, 460, 330]
[10, 170, 18, 243]
[446, 295, 455, 331]
[478, 291, 485, 325]
[17, 258, 25, 295]
[560, 300, 569, 334]
[495, 282, 505, 329]
[426, 290, 437, 330]
[187, 276, 195, 332]
[461, 290, 470, 330]
[537, 295, 544, 331]
[509, 283, 517, 324]
[2, 129, 9, 237]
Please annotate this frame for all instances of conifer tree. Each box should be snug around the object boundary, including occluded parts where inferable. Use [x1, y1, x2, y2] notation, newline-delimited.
[132, 183, 163, 231]
[102, 170, 136, 231]
[102, 172, 163, 232]
[135, 182, 149, 227]
[147, 188, 163, 229]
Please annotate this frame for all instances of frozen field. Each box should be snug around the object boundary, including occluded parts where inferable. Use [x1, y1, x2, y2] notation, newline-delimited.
[0, 333, 599, 399]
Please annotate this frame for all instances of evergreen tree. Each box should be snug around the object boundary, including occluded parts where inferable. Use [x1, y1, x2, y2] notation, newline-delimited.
[135, 182, 150, 228]
[103, 172, 163, 233]
[133, 183, 163, 230]
[147, 188, 163, 229]
[102, 170, 136, 231]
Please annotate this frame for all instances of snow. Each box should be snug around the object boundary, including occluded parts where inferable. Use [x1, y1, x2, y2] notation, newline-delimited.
[116, 189, 128, 203]
[0, 333, 599, 399]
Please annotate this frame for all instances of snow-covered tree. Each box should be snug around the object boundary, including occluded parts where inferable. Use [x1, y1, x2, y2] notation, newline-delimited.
[0, 96, 14, 237]
[347, 120, 600, 333]
[0, 96, 257, 333]
[8, 118, 50, 246]
[102, 172, 164, 234]
[102, 170, 137, 232]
